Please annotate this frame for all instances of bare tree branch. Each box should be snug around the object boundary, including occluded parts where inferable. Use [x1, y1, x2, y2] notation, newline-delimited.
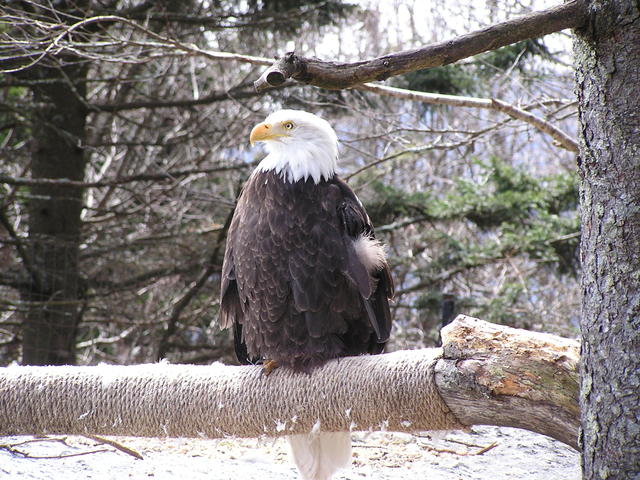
[92, 83, 292, 112]
[157, 205, 236, 360]
[0, 14, 272, 74]
[0, 207, 39, 290]
[2, 5, 578, 157]
[434, 316, 579, 449]
[87, 262, 204, 296]
[253, 0, 588, 91]
[0, 165, 250, 189]
[357, 84, 578, 153]
[490, 98, 578, 152]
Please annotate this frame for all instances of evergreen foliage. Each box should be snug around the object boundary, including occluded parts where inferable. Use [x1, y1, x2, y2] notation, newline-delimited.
[401, 39, 551, 96]
[364, 157, 579, 334]
[244, 0, 356, 33]
[368, 158, 579, 273]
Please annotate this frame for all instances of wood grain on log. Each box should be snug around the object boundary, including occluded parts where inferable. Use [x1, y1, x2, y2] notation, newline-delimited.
[434, 315, 580, 449]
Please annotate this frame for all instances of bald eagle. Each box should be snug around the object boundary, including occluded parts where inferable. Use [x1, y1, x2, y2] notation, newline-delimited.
[219, 110, 394, 480]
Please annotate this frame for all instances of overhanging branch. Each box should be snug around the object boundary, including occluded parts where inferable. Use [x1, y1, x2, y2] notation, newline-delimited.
[254, 0, 588, 91]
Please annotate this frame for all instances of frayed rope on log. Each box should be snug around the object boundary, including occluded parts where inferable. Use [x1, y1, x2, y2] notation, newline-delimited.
[0, 348, 464, 438]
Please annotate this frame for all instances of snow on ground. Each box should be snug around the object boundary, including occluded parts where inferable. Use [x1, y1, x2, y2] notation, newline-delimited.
[0, 426, 579, 480]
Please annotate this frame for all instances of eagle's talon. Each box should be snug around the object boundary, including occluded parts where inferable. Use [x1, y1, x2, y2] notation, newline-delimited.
[262, 359, 278, 376]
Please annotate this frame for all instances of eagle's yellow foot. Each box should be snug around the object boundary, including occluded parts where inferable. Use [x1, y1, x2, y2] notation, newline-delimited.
[262, 359, 279, 376]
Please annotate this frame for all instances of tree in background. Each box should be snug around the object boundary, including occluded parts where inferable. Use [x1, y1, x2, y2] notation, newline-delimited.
[2, 0, 91, 365]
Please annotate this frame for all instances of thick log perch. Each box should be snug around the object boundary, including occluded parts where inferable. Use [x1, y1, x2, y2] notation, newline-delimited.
[254, 0, 588, 91]
[0, 316, 579, 449]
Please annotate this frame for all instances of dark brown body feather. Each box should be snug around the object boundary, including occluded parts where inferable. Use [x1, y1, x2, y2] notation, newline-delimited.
[219, 170, 393, 371]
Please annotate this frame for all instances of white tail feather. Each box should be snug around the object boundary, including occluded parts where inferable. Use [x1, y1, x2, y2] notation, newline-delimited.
[288, 432, 352, 480]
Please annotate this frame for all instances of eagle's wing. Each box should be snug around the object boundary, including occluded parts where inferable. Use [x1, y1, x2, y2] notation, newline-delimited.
[220, 172, 393, 366]
[219, 199, 254, 365]
[219, 196, 240, 329]
[219, 240, 237, 331]
[335, 178, 394, 347]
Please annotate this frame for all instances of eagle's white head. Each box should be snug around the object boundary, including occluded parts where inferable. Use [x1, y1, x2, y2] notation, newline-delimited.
[250, 109, 338, 184]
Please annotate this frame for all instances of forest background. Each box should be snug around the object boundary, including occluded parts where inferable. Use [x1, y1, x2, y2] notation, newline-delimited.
[0, 0, 580, 367]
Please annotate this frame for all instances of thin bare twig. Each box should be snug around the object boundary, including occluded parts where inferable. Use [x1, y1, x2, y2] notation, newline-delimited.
[84, 435, 144, 460]
[0, 437, 111, 459]
[1, 15, 272, 74]
[357, 84, 578, 153]
[0, 165, 250, 189]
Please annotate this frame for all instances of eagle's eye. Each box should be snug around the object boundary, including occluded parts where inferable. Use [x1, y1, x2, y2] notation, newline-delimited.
[283, 121, 295, 130]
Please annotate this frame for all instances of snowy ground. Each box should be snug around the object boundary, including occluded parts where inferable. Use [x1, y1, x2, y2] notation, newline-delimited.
[0, 426, 579, 480]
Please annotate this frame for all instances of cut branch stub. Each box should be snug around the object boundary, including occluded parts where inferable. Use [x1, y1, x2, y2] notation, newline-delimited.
[254, 52, 306, 92]
[434, 315, 580, 449]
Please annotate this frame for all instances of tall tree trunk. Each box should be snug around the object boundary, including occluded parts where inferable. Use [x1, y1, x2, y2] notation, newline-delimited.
[19, 61, 88, 365]
[574, 0, 640, 478]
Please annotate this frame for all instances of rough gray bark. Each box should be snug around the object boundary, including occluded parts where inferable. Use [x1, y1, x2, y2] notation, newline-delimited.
[574, 0, 640, 478]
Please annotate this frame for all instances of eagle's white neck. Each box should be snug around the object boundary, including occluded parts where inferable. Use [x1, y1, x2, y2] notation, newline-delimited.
[256, 147, 337, 184]
[254, 117, 338, 184]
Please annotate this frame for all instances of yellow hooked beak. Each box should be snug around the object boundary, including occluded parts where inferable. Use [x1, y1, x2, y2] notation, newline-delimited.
[249, 123, 271, 145]
[249, 122, 291, 146]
